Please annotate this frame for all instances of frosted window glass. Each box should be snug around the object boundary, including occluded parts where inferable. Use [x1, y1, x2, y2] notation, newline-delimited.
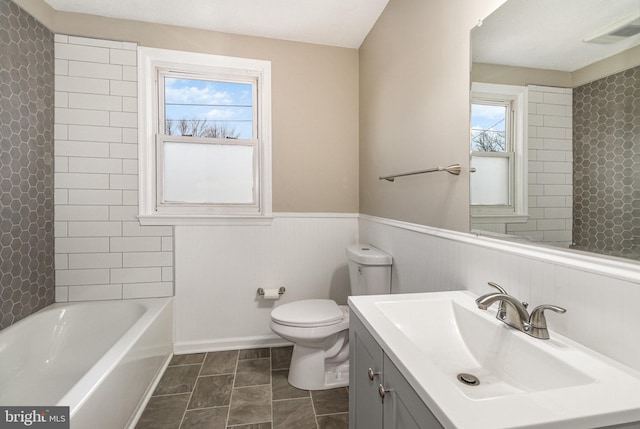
[471, 156, 510, 205]
[163, 142, 254, 204]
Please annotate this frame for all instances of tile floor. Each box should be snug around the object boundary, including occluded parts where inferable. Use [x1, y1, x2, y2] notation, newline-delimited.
[136, 346, 349, 429]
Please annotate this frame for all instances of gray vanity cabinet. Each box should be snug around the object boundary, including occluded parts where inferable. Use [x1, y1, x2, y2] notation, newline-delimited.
[350, 313, 444, 429]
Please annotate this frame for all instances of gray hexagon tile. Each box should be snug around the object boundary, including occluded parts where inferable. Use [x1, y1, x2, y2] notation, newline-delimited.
[0, 0, 54, 330]
[573, 65, 640, 260]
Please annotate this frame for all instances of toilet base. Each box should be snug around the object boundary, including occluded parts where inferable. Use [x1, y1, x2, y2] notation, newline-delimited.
[287, 336, 350, 390]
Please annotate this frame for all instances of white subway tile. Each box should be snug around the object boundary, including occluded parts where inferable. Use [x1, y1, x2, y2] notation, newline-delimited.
[529, 161, 543, 173]
[121, 42, 137, 51]
[506, 220, 537, 232]
[110, 174, 138, 190]
[123, 252, 173, 268]
[55, 172, 110, 189]
[68, 61, 122, 80]
[55, 91, 68, 108]
[122, 128, 138, 143]
[54, 124, 68, 140]
[162, 266, 173, 282]
[543, 139, 572, 151]
[122, 66, 137, 81]
[68, 157, 122, 174]
[122, 159, 137, 174]
[67, 284, 123, 301]
[123, 282, 173, 299]
[55, 254, 68, 270]
[543, 92, 571, 106]
[122, 190, 138, 205]
[55, 156, 68, 172]
[110, 80, 137, 96]
[68, 189, 122, 205]
[68, 253, 122, 269]
[528, 184, 544, 196]
[54, 221, 67, 237]
[56, 237, 110, 253]
[528, 114, 543, 126]
[56, 268, 110, 285]
[55, 75, 109, 95]
[110, 143, 137, 158]
[110, 237, 161, 252]
[536, 196, 566, 207]
[544, 115, 571, 128]
[54, 34, 68, 43]
[111, 267, 161, 283]
[56, 205, 109, 221]
[122, 97, 137, 112]
[544, 207, 572, 219]
[537, 219, 566, 231]
[56, 108, 110, 126]
[110, 111, 137, 128]
[68, 221, 122, 237]
[67, 36, 123, 49]
[68, 93, 122, 111]
[538, 127, 566, 139]
[56, 42, 110, 63]
[55, 287, 69, 302]
[536, 173, 566, 185]
[528, 91, 543, 103]
[543, 162, 572, 173]
[110, 49, 136, 66]
[55, 59, 68, 75]
[536, 104, 565, 116]
[109, 206, 138, 221]
[543, 184, 572, 196]
[68, 125, 122, 142]
[528, 138, 543, 149]
[537, 150, 566, 162]
[161, 236, 173, 251]
[543, 230, 572, 242]
[55, 141, 110, 158]
[54, 189, 68, 205]
[122, 222, 172, 237]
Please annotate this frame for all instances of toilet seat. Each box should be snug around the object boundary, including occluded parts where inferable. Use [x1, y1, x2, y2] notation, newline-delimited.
[271, 299, 344, 327]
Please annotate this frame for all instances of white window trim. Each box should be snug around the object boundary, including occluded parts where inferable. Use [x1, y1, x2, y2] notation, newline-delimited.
[470, 82, 528, 222]
[137, 47, 272, 226]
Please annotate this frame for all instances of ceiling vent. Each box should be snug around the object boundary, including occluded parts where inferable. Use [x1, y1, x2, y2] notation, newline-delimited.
[584, 12, 640, 44]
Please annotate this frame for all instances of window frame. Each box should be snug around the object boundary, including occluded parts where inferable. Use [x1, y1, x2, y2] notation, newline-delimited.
[138, 47, 272, 225]
[470, 83, 528, 223]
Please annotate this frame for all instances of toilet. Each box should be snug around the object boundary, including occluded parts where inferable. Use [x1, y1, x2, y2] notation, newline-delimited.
[270, 244, 392, 390]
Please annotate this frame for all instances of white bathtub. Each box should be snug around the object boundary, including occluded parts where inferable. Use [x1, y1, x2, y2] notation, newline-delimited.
[0, 298, 173, 429]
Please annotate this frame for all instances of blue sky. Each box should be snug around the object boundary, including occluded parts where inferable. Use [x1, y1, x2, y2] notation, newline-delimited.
[470, 103, 506, 151]
[164, 77, 254, 139]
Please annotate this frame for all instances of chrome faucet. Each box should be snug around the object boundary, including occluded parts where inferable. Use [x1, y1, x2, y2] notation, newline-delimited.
[475, 282, 566, 340]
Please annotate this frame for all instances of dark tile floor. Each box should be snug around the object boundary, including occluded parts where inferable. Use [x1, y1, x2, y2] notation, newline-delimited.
[136, 346, 349, 429]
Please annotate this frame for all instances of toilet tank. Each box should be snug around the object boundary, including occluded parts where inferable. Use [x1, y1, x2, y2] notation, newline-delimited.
[346, 244, 392, 296]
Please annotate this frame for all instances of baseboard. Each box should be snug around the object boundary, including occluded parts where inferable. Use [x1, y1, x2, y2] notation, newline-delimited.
[173, 334, 292, 354]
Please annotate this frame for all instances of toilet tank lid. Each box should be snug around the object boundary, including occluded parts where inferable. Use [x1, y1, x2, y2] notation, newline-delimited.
[346, 244, 392, 265]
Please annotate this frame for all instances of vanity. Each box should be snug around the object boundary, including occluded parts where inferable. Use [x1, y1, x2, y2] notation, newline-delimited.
[348, 291, 640, 429]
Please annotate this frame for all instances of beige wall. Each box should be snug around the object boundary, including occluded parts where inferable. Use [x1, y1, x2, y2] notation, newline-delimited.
[359, 0, 506, 230]
[15, 0, 359, 213]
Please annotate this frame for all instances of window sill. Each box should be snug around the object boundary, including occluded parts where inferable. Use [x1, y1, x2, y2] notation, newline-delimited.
[471, 214, 529, 224]
[138, 214, 274, 226]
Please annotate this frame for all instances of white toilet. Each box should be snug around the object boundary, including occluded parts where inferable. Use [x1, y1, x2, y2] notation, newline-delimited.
[270, 244, 392, 390]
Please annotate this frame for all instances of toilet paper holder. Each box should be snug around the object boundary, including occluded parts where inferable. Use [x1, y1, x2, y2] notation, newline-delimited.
[257, 287, 286, 296]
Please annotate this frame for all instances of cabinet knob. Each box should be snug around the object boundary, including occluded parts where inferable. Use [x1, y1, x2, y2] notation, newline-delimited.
[367, 368, 380, 381]
[378, 384, 389, 399]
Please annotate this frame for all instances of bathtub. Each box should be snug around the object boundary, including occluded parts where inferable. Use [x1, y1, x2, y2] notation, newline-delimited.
[0, 298, 173, 429]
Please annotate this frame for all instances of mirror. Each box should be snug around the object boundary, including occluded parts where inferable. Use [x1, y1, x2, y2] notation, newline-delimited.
[470, 0, 640, 262]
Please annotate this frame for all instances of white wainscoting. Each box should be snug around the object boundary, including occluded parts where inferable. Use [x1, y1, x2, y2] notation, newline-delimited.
[359, 215, 640, 373]
[173, 213, 358, 354]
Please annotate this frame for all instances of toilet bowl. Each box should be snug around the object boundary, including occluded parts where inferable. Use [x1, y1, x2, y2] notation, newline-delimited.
[270, 244, 392, 390]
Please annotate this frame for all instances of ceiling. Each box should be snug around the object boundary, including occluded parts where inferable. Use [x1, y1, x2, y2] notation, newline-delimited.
[472, 0, 640, 72]
[43, 0, 390, 48]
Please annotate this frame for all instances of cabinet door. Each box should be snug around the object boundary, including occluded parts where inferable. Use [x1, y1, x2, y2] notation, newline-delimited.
[382, 355, 444, 429]
[350, 314, 384, 429]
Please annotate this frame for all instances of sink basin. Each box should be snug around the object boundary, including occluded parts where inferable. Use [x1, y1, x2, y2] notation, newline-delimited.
[349, 291, 640, 429]
[375, 298, 593, 400]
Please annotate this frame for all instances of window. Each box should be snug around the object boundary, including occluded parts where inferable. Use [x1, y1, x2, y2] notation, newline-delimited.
[138, 48, 272, 224]
[470, 83, 527, 221]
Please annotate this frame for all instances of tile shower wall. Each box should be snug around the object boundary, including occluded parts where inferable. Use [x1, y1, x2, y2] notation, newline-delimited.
[472, 85, 573, 247]
[0, 0, 54, 329]
[54, 35, 174, 301]
[508, 85, 573, 247]
[573, 66, 640, 259]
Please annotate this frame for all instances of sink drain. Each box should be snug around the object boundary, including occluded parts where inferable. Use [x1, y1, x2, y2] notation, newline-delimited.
[457, 373, 480, 386]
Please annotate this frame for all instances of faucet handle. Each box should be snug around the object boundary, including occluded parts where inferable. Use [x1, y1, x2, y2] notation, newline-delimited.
[487, 282, 507, 294]
[528, 305, 566, 339]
